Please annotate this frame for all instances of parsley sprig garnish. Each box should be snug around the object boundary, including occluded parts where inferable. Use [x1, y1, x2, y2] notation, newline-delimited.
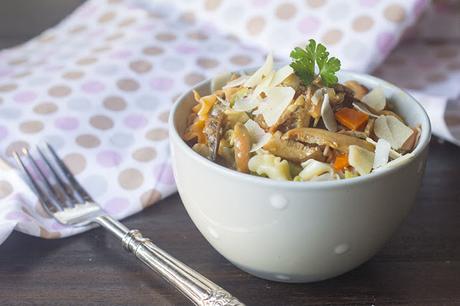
[290, 39, 341, 87]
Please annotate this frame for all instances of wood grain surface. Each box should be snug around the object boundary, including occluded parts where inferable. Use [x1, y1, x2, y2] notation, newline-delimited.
[1, 140, 459, 306]
[1, 2, 459, 305]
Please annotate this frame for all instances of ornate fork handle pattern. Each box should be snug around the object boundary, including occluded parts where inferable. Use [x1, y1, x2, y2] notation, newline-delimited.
[101, 218, 244, 306]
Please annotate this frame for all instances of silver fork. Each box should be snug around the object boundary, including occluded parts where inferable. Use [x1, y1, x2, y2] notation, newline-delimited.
[14, 144, 243, 306]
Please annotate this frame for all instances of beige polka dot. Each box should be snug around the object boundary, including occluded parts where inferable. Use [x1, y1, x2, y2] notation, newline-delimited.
[62, 71, 84, 80]
[140, 189, 162, 208]
[448, 62, 460, 71]
[129, 60, 152, 74]
[118, 168, 144, 190]
[230, 55, 252, 66]
[276, 3, 297, 20]
[69, 25, 86, 34]
[117, 78, 139, 91]
[204, 0, 222, 10]
[90, 115, 114, 130]
[133, 147, 157, 162]
[435, 47, 458, 59]
[197, 57, 219, 69]
[187, 32, 208, 41]
[76, 134, 101, 148]
[426, 73, 447, 83]
[99, 11, 116, 23]
[184, 73, 206, 86]
[247, 16, 266, 36]
[6, 141, 30, 157]
[76, 57, 98, 65]
[179, 11, 196, 24]
[19, 120, 44, 134]
[159, 111, 169, 123]
[39, 227, 61, 239]
[0, 180, 13, 199]
[0, 83, 17, 92]
[92, 45, 112, 53]
[322, 29, 343, 45]
[14, 71, 32, 79]
[38, 34, 56, 43]
[63, 153, 87, 175]
[34, 102, 58, 115]
[143, 46, 164, 55]
[306, 0, 326, 8]
[105, 32, 124, 41]
[8, 58, 27, 66]
[104, 96, 126, 111]
[352, 15, 374, 32]
[118, 17, 136, 27]
[35, 202, 52, 219]
[384, 4, 406, 23]
[155, 32, 177, 42]
[146, 128, 168, 141]
[48, 85, 72, 97]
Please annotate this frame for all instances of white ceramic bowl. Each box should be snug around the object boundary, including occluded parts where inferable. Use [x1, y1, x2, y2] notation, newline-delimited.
[169, 71, 431, 283]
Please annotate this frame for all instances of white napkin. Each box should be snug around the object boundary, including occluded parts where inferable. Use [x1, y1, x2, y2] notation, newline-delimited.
[1, 0, 457, 245]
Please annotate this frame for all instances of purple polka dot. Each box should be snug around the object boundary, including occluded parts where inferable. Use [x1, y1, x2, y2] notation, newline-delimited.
[81, 81, 105, 94]
[0, 126, 8, 140]
[13, 90, 37, 103]
[359, 0, 380, 6]
[139, 24, 155, 32]
[150, 77, 174, 91]
[50, 221, 66, 231]
[96, 150, 123, 167]
[104, 197, 129, 215]
[297, 16, 320, 35]
[110, 50, 132, 59]
[153, 163, 175, 185]
[55, 116, 79, 130]
[377, 32, 396, 56]
[0, 67, 12, 77]
[175, 44, 198, 54]
[124, 114, 148, 129]
[5, 211, 30, 222]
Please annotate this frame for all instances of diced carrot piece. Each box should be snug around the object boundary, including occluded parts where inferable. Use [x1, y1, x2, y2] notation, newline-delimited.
[333, 153, 349, 170]
[335, 108, 369, 131]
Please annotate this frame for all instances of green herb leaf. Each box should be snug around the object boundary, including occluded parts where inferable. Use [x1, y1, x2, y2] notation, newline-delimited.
[289, 39, 341, 87]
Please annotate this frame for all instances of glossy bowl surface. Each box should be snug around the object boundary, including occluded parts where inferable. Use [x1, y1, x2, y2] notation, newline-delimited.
[169, 71, 431, 282]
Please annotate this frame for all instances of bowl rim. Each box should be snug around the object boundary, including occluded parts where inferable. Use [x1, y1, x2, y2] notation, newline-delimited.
[169, 70, 432, 190]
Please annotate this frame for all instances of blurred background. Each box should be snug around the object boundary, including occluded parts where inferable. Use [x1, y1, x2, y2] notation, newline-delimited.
[0, 0, 84, 49]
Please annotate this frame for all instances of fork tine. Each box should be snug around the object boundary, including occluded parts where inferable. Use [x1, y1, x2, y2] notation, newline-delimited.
[23, 148, 70, 210]
[37, 146, 78, 206]
[13, 151, 62, 213]
[45, 143, 94, 202]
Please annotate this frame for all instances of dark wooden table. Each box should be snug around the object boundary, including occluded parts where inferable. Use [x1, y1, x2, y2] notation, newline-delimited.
[1, 2, 460, 306]
[1, 139, 459, 306]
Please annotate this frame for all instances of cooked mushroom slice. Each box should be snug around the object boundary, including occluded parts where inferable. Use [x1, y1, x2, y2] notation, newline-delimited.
[400, 128, 420, 152]
[233, 122, 252, 173]
[337, 129, 368, 140]
[283, 128, 375, 153]
[378, 110, 405, 123]
[203, 110, 226, 161]
[269, 95, 305, 133]
[364, 118, 375, 137]
[263, 132, 324, 163]
[344, 80, 368, 100]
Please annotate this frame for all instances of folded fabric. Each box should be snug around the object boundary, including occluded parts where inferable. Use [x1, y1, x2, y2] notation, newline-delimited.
[1, 0, 457, 245]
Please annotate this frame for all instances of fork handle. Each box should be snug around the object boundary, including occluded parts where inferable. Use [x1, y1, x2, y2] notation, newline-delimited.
[95, 215, 244, 306]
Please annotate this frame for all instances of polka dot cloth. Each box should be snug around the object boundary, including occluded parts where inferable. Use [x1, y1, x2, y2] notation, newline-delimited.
[149, 0, 430, 71]
[0, 0, 266, 242]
